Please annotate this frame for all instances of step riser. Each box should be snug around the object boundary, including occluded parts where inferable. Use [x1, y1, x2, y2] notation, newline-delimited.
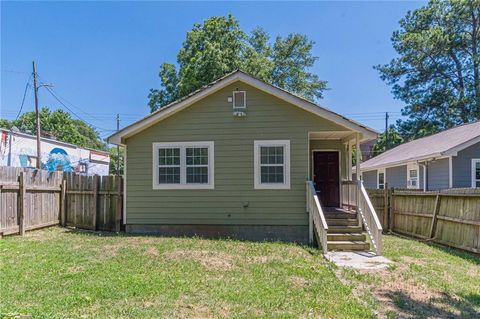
[326, 219, 358, 226]
[327, 227, 363, 234]
[327, 234, 366, 241]
[324, 214, 357, 219]
[327, 243, 370, 251]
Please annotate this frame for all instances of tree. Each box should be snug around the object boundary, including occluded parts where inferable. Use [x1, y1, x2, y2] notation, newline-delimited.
[148, 14, 327, 112]
[109, 146, 124, 175]
[376, 0, 480, 139]
[372, 126, 405, 156]
[1, 108, 106, 150]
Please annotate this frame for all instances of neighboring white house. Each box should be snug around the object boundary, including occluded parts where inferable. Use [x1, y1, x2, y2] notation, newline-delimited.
[357, 121, 480, 190]
[0, 128, 110, 175]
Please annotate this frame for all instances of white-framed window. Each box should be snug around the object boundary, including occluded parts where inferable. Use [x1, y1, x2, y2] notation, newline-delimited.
[407, 163, 419, 189]
[152, 141, 214, 189]
[254, 140, 290, 189]
[233, 91, 246, 109]
[377, 169, 385, 189]
[472, 159, 480, 188]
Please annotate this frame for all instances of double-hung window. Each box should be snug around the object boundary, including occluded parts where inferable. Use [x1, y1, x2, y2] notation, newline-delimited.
[377, 169, 385, 189]
[153, 142, 214, 189]
[472, 159, 480, 188]
[254, 140, 290, 189]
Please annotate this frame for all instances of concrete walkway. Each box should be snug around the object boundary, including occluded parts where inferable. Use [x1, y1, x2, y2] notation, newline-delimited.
[325, 251, 392, 270]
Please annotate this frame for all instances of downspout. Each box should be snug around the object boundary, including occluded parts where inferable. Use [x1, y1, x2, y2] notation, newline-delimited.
[419, 162, 427, 191]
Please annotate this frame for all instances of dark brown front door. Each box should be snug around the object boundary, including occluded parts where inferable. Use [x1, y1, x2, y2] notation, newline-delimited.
[313, 151, 340, 207]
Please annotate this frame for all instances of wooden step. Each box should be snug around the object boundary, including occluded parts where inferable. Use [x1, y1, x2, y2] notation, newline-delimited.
[326, 218, 358, 226]
[324, 213, 357, 219]
[327, 225, 363, 233]
[327, 240, 370, 251]
[327, 233, 366, 242]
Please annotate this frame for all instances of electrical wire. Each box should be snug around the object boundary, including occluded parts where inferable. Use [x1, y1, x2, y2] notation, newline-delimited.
[14, 75, 32, 121]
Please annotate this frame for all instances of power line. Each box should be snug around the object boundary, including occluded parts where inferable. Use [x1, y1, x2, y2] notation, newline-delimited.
[14, 75, 32, 120]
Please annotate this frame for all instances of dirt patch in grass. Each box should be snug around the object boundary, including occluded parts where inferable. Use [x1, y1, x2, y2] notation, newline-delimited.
[288, 276, 309, 288]
[164, 250, 234, 271]
[145, 246, 159, 257]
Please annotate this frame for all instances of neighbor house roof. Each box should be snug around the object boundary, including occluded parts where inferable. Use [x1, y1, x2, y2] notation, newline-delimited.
[359, 121, 480, 171]
[108, 70, 378, 145]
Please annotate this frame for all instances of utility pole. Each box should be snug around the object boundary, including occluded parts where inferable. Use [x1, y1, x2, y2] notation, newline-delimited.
[32, 61, 41, 169]
[385, 112, 389, 149]
[116, 114, 120, 176]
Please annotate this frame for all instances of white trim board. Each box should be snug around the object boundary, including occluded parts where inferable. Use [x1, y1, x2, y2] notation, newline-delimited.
[108, 71, 377, 145]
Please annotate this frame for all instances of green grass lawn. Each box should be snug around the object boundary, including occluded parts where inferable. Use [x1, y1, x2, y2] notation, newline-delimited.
[0, 227, 373, 319]
[0, 228, 479, 319]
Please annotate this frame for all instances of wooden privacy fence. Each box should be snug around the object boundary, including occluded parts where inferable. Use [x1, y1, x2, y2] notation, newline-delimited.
[0, 166, 122, 236]
[367, 187, 480, 254]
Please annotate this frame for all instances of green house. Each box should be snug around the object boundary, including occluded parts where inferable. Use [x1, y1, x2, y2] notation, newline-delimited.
[108, 71, 383, 253]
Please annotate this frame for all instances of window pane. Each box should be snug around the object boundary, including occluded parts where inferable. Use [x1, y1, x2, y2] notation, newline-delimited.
[409, 169, 418, 178]
[476, 162, 480, 180]
[234, 91, 245, 108]
[159, 148, 180, 165]
[261, 166, 284, 183]
[159, 167, 180, 184]
[186, 147, 208, 165]
[260, 146, 284, 164]
[187, 167, 208, 184]
[379, 173, 385, 184]
[476, 181, 480, 188]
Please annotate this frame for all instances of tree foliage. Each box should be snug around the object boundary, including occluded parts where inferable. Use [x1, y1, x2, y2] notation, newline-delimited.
[109, 146, 124, 175]
[148, 15, 327, 112]
[372, 126, 405, 156]
[376, 0, 480, 139]
[1, 108, 106, 150]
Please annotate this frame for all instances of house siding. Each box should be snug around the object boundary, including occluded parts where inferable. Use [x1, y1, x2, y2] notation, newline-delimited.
[362, 170, 377, 189]
[452, 141, 480, 188]
[427, 158, 449, 190]
[125, 82, 350, 235]
[386, 165, 407, 188]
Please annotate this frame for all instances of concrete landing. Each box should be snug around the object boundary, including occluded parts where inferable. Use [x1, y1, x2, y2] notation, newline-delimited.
[325, 251, 392, 270]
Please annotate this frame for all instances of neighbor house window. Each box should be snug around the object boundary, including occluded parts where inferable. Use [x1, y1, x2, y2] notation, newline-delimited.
[233, 91, 246, 109]
[407, 163, 419, 189]
[254, 140, 290, 189]
[377, 169, 385, 189]
[472, 159, 480, 188]
[153, 142, 214, 189]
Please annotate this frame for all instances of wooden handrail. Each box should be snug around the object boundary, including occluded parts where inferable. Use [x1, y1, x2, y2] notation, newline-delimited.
[306, 181, 328, 253]
[358, 181, 383, 254]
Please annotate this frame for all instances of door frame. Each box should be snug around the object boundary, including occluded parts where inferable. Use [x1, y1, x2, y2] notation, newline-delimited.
[311, 149, 342, 206]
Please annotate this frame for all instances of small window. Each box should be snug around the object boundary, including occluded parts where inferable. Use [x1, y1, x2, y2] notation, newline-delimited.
[254, 140, 290, 189]
[153, 142, 214, 189]
[378, 169, 385, 189]
[472, 159, 480, 188]
[233, 91, 246, 109]
[407, 164, 419, 189]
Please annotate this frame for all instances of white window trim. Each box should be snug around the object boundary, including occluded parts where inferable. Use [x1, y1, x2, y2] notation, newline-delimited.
[407, 163, 420, 189]
[472, 159, 480, 188]
[377, 168, 386, 189]
[233, 91, 246, 109]
[254, 140, 290, 189]
[152, 141, 214, 190]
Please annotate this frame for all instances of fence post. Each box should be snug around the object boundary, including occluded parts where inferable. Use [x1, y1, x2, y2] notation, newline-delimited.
[18, 171, 26, 236]
[383, 183, 388, 230]
[115, 175, 122, 233]
[388, 188, 394, 233]
[429, 191, 441, 238]
[92, 175, 98, 231]
[60, 177, 67, 227]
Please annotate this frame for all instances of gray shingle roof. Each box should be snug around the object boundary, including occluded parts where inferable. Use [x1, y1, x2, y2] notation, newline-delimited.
[360, 121, 480, 171]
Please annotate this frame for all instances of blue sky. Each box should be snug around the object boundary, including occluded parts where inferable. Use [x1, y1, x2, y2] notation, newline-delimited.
[1, 1, 425, 138]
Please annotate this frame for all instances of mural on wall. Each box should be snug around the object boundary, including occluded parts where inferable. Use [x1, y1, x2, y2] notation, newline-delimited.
[0, 130, 109, 175]
[44, 148, 73, 172]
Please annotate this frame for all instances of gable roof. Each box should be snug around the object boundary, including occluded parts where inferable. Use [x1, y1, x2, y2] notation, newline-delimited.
[360, 120, 480, 171]
[108, 70, 377, 145]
